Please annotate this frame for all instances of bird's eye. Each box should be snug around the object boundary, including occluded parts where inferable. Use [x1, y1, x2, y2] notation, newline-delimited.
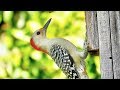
[37, 31, 40, 35]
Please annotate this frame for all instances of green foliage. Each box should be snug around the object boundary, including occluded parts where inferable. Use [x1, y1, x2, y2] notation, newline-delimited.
[0, 11, 100, 79]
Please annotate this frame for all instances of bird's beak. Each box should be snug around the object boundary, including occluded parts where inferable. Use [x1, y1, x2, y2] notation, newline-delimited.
[43, 18, 52, 34]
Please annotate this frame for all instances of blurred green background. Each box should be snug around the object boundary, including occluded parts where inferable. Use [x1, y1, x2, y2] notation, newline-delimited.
[0, 11, 100, 79]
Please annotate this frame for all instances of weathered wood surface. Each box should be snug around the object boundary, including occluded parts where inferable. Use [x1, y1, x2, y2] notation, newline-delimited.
[85, 11, 99, 55]
[109, 11, 120, 79]
[97, 11, 113, 79]
[85, 11, 120, 79]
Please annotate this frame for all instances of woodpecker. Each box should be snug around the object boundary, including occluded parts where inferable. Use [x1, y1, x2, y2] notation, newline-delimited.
[30, 18, 89, 79]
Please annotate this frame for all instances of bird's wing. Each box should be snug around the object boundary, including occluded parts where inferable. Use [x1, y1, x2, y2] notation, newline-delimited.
[50, 44, 80, 79]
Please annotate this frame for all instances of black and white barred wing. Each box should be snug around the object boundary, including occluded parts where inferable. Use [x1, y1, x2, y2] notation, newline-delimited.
[50, 44, 80, 79]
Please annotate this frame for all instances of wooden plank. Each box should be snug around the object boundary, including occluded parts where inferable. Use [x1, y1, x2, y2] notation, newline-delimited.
[109, 11, 120, 79]
[85, 11, 120, 79]
[85, 11, 99, 55]
[97, 11, 113, 79]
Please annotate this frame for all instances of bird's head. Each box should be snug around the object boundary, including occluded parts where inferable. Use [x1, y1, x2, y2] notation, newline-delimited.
[30, 18, 52, 53]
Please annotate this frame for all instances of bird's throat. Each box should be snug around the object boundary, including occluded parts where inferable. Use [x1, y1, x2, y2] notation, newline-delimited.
[30, 38, 41, 50]
[30, 38, 48, 54]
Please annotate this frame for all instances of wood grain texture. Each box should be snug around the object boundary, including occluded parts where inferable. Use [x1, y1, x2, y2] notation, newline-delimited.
[85, 11, 99, 55]
[85, 11, 120, 79]
[97, 11, 113, 79]
[109, 11, 120, 79]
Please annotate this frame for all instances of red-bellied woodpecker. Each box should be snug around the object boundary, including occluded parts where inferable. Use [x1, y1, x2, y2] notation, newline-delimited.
[30, 18, 89, 79]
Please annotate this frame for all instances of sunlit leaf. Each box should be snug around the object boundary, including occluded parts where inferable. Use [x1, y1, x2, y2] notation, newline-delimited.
[3, 11, 13, 23]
